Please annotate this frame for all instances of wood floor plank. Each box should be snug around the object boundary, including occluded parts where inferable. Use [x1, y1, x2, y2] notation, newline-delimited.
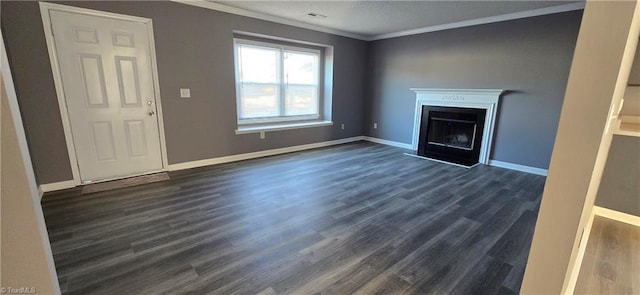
[41, 141, 545, 294]
[487, 210, 538, 264]
[447, 255, 513, 295]
[575, 216, 640, 295]
[353, 270, 412, 295]
[271, 225, 400, 294]
[394, 218, 481, 284]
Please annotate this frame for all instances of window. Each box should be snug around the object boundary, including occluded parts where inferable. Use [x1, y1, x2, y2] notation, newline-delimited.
[234, 38, 324, 129]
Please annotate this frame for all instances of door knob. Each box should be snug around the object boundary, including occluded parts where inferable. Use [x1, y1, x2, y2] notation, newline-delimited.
[148, 110, 155, 116]
[147, 101, 153, 106]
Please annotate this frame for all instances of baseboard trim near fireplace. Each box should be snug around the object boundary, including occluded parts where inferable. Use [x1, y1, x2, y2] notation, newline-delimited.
[364, 136, 548, 176]
[362, 136, 413, 150]
[488, 160, 548, 176]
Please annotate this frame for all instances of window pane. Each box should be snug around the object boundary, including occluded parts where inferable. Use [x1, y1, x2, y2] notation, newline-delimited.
[240, 84, 280, 119]
[284, 51, 318, 85]
[285, 85, 318, 116]
[239, 46, 278, 83]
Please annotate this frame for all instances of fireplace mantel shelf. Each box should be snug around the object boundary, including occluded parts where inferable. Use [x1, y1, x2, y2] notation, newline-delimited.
[411, 88, 504, 94]
[411, 88, 504, 104]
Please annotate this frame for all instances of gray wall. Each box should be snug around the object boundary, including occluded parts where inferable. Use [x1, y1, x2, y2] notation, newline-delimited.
[1, 1, 368, 184]
[365, 11, 582, 169]
[595, 135, 640, 216]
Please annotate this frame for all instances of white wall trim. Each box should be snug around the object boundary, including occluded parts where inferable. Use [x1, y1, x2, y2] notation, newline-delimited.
[236, 121, 333, 135]
[362, 136, 413, 150]
[171, 0, 368, 40]
[39, 180, 77, 194]
[172, 0, 584, 42]
[38, 136, 550, 192]
[39, 137, 366, 191]
[488, 160, 548, 176]
[146, 16, 171, 173]
[593, 206, 640, 227]
[168, 136, 365, 171]
[40, 2, 82, 186]
[363, 136, 550, 176]
[39, 2, 170, 185]
[369, 2, 585, 40]
[1, 29, 62, 294]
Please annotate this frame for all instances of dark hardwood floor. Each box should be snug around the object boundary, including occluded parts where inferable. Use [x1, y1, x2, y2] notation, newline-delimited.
[42, 141, 545, 294]
[575, 216, 640, 294]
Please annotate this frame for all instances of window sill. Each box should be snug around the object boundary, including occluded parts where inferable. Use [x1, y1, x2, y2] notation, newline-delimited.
[235, 121, 333, 134]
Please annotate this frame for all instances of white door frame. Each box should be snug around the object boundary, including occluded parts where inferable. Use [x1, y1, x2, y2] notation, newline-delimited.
[40, 2, 169, 185]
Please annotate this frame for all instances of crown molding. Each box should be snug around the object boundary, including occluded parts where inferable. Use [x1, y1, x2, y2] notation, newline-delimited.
[171, 0, 585, 42]
[170, 0, 369, 40]
[369, 2, 585, 40]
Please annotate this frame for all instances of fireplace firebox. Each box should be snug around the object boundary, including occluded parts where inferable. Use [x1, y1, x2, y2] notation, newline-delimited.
[417, 106, 486, 167]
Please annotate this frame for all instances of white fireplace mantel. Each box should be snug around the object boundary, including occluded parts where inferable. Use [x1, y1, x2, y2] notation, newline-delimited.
[411, 88, 504, 165]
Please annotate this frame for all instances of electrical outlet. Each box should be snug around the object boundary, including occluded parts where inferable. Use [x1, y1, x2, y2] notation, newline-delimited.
[373, 122, 378, 129]
[179, 88, 191, 98]
[341, 123, 345, 130]
[260, 131, 265, 139]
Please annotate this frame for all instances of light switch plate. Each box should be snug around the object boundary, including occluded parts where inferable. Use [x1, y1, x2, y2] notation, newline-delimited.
[180, 88, 191, 98]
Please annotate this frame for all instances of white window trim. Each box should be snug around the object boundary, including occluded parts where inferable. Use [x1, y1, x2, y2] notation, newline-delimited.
[235, 120, 333, 134]
[238, 114, 320, 125]
[233, 37, 326, 132]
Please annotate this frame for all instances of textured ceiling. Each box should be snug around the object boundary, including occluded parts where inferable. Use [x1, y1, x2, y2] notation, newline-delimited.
[214, 1, 581, 38]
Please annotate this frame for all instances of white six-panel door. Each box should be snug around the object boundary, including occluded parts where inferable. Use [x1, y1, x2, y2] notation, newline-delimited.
[49, 9, 163, 183]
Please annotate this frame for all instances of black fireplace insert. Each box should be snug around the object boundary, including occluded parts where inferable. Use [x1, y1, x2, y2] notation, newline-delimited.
[417, 106, 486, 166]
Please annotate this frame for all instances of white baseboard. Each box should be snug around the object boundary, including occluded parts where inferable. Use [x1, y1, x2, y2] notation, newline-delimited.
[39, 180, 76, 195]
[488, 160, 548, 176]
[363, 137, 549, 176]
[593, 206, 640, 227]
[362, 136, 413, 149]
[38, 137, 552, 193]
[37, 137, 366, 193]
[168, 136, 365, 171]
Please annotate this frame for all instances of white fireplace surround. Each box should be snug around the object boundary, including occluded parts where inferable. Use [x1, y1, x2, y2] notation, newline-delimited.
[411, 88, 504, 165]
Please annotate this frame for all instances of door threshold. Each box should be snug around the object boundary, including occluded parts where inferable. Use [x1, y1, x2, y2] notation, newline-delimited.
[82, 170, 165, 185]
[81, 172, 169, 194]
